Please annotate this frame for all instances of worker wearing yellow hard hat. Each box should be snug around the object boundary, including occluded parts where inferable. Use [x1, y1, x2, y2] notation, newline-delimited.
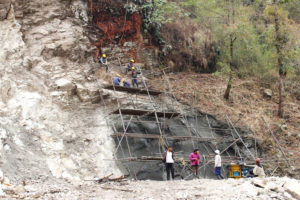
[99, 53, 109, 72]
[131, 66, 140, 88]
[126, 58, 135, 74]
[113, 74, 121, 86]
[122, 79, 131, 87]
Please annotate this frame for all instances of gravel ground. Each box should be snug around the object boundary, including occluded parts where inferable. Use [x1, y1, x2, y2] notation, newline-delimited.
[1, 177, 299, 200]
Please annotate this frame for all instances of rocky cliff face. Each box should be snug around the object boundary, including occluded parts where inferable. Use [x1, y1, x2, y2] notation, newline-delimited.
[0, 0, 123, 183]
[88, 0, 159, 67]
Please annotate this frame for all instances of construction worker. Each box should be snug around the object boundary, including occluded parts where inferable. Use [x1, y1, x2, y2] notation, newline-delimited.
[162, 146, 175, 181]
[122, 79, 131, 87]
[131, 67, 140, 88]
[99, 54, 109, 72]
[125, 59, 135, 74]
[113, 74, 121, 86]
[189, 149, 201, 177]
[253, 158, 265, 178]
[214, 150, 224, 179]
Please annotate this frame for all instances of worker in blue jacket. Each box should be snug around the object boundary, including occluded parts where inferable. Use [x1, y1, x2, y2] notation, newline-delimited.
[113, 74, 121, 86]
[125, 59, 135, 74]
[122, 80, 131, 87]
[131, 67, 140, 88]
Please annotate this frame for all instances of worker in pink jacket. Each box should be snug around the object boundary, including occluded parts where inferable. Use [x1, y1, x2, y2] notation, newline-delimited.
[189, 148, 201, 177]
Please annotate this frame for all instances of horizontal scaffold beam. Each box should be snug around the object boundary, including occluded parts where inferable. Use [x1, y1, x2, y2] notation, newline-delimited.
[112, 156, 247, 164]
[113, 132, 227, 142]
[111, 109, 180, 118]
[104, 85, 162, 96]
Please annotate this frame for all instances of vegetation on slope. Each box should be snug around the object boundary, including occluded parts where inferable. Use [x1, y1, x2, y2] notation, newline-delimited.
[142, 0, 299, 117]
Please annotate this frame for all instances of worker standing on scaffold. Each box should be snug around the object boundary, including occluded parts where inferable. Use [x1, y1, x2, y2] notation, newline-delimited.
[125, 59, 135, 74]
[131, 67, 140, 88]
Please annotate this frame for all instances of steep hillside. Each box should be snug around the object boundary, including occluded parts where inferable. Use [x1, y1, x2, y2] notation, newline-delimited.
[0, 0, 123, 183]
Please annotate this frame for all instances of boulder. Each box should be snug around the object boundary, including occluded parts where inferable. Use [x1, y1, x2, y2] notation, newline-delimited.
[284, 180, 300, 199]
[263, 89, 272, 98]
[55, 78, 76, 95]
[76, 84, 100, 103]
[14, 185, 26, 194]
[123, 42, 137, 47]
[0, 0, 11, 20]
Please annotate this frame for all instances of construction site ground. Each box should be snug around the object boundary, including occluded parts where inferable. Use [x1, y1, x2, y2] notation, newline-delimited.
[2, 177, 300, 200]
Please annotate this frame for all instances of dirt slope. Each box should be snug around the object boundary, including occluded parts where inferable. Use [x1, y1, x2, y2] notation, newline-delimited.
[150, 72, 300, 177]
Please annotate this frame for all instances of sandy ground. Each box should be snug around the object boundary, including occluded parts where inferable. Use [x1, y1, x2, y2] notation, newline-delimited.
[1, 177, 299, 200]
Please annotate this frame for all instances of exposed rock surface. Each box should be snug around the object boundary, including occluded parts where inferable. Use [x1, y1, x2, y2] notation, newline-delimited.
[0, 0, 11, 20]
[0, 0, 122, 183]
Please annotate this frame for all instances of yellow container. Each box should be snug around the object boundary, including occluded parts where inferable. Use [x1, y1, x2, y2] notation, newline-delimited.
[229, 164, 242, 179]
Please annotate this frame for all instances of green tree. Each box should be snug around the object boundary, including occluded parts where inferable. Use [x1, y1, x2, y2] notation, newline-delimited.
[224, 0, 237, 100]
[264, 0, 291, 117]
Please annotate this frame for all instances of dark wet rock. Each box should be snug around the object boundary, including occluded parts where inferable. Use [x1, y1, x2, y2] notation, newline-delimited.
[113, 113, 258, 180]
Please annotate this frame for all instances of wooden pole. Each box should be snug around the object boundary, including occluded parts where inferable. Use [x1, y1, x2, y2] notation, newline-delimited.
[263, 117, 293, 170]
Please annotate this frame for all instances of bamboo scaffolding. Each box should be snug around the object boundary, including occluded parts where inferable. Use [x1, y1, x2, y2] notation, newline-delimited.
[112, 132, 233, 142]
[111, 108, 180, 118]
[104, 85, 162, 96]
[102, 61, 255, 180]
[262, 117, 294, 170]
[226, 115, 255, 160]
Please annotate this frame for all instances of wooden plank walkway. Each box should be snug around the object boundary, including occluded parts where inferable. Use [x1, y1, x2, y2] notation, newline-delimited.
[111, 109, 180, 118]
[104, 85, 162, 96]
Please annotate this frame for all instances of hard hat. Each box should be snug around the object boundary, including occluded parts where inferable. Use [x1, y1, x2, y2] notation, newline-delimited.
[215, 150, 220, 154]
[255, 158, 261, 163]
[122, 79, 125, 83]
[130, 59, 135, 63]
[131, 67, 135, 70]
[102, 54, 106, 58]
[116, 74, 121, 77]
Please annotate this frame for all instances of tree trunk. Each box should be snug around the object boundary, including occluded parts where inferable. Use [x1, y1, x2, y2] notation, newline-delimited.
[274, 11, 285, 118]
[224, 0, 235, 100]
[278, 76, 284, 117]
[224, 34, 235, 100]
[224, 70, 233, 99]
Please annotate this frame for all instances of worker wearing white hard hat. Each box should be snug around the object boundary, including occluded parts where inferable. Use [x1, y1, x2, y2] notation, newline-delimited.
[214, 150, 224, 179]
